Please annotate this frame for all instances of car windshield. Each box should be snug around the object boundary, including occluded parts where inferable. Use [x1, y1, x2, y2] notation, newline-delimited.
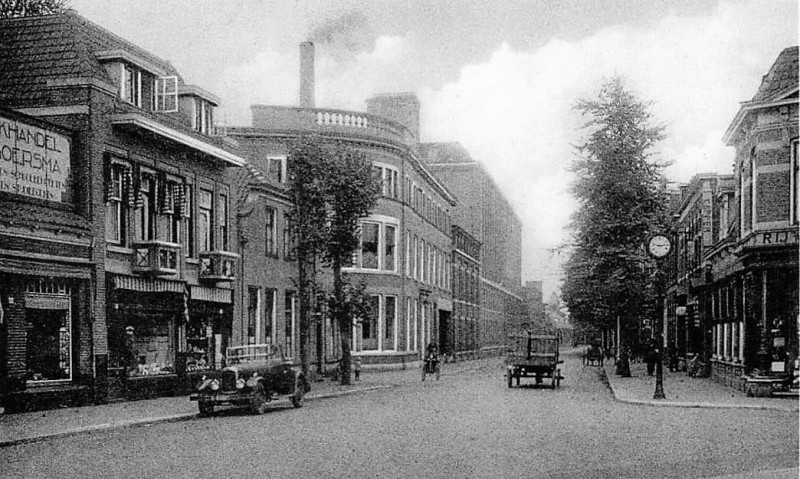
[226, 344, 281, 365]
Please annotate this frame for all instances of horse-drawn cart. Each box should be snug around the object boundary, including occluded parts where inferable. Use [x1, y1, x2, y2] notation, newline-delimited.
[506, 333, 563, 388]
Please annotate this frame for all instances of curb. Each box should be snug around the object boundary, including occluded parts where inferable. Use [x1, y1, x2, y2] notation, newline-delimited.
[601, 367, 799, 412]
[0, 384, 396, 448]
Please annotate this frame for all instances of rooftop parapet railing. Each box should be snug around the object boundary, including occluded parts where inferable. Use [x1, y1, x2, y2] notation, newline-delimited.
[247, 105, 416, 147]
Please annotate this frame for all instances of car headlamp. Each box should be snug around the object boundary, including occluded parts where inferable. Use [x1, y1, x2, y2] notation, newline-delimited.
[236, 378, 245, 389]
[210, 379, 220, 391]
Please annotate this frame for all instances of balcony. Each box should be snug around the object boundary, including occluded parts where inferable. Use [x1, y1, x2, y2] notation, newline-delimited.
[199, 250, 239, 282]
[132, 240, 181, 276]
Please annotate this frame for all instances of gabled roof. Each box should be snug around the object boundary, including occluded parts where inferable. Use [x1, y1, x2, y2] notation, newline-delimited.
[723, 46, 799, 145]
[0, 10, 181, 101]
[751, 46, 798, 102]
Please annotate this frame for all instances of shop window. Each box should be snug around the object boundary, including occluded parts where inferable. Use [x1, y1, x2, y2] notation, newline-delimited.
[124, 314, 174, 376]
[24, 282, 72, 383]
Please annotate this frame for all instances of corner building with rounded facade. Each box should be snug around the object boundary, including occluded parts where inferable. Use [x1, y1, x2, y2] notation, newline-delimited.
[229, 94, 455, 367]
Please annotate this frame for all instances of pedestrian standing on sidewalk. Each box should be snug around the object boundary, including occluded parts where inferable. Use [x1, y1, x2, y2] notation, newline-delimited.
[645, 342, 658, 376]
[354, 357, 362, 381]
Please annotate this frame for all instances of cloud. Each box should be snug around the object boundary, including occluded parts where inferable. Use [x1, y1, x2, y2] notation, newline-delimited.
[420, 0, 796, 295]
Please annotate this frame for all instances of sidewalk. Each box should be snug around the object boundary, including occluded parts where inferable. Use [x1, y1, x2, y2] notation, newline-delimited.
[602, 359, 799, 412]
[0, 368, 409, 448]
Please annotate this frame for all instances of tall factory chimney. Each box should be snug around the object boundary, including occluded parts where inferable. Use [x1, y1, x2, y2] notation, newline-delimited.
[299, 41, 315, 108]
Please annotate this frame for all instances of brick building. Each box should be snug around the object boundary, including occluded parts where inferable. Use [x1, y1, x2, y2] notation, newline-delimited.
[228, 44, 456, 368]
[420, 142, 525, 351]
[451, 225, 481, 359]
[0, 12, 246, 411]
[711, 46, 799, 390]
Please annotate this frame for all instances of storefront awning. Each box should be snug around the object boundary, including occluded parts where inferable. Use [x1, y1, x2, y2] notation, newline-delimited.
[0, 257, 91, 279]
[112, 275, 185, 293]
[190, 285, 232, 304]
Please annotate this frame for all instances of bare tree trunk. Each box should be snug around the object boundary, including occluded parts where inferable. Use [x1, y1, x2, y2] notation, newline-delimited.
[333, 256, 351, 385]
[297, 249, 312, 379]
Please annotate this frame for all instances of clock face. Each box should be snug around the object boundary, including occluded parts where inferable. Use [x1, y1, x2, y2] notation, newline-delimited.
[648, 235, 671, 258]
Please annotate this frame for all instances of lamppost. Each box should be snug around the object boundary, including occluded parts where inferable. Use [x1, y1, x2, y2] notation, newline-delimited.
[647, 233, 673, 400]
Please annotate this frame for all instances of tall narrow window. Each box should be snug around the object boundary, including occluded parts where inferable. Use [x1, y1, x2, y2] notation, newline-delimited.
[285, 292, 296, 357]
[361, 295, 379, 351]
[198, 189, 213, 252]
[154, 76, 178, 112]
[105, 164, 125, 244]
[247, 287, 260, 345]
[184, 184, 195, 257]
[267, 157, 286, 183]
[384, 224, 396, 272]
[122, 64, 141, 107]
[361, 222, 380, 269]
[265, 207, 277, 256]
[384, 296, 396, 350]
[412, 235, 418, 280]
[405, 230, 411, 277]
[218, 193, 229, 251]
[264, 289, 276, 343]
[135, 173, 154, 241]
[792, 139, 799, 224]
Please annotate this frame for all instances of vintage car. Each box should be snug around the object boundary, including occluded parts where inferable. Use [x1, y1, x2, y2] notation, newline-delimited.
[190, 344, 310, 416]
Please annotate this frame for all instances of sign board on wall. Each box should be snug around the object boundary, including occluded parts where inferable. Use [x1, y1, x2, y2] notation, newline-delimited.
[0, 115, 71, 203]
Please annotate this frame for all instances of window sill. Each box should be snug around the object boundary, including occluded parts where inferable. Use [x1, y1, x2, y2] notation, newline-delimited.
[108, 245, 133, 254]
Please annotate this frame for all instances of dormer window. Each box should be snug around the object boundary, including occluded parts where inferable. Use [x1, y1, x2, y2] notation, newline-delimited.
[122, 64, 142, 107]
[154, 76, 178, 112]
[194, 99, 214, 134]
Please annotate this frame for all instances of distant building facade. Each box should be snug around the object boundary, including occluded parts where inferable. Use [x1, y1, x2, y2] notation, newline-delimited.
[420, 142, 525, 351]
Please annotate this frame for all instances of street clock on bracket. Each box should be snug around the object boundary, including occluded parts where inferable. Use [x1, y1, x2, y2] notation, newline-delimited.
[647, 234, 672, 259]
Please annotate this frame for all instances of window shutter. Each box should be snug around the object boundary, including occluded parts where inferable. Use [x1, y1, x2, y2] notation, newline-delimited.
[155, 76, 178, 112]
[103, 153, 113, 203]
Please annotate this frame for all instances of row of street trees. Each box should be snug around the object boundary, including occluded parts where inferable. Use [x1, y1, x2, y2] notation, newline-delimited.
[562, 77, 669, 357]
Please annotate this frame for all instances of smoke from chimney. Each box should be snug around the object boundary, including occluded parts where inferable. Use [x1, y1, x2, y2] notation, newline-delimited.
[299, 41, 315, 108]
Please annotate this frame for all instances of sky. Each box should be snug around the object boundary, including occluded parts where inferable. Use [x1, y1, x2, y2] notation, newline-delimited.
[71, 0, 798, 299]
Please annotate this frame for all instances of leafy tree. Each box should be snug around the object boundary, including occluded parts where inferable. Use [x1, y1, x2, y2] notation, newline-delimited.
[0, 0, 67, 18]
[562, 76, 667, 350]
[286, 136, 331, 379]
[286, 136, 380, 384]
[321, 143, 381, 384]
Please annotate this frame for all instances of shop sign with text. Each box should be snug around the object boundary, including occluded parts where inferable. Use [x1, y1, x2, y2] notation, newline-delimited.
[0, 115, 71, 203]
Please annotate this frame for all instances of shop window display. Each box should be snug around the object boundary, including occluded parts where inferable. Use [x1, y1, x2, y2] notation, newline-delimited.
[185, 321, 211, 372]
[26, 309, 71, 382]
[123, 316, 175, 376]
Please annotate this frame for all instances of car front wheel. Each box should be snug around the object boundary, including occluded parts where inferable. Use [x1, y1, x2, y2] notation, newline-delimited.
[251, 382, 270, 415]
[198, 401, 214, 417]
[291, 376, 305, 408]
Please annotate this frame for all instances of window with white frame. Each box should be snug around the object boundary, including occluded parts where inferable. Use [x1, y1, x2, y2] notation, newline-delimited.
[154, 76, 178, 112]
[192, 99, 215, 134]
[198, 189, 213, 252]
[135, 172, 155, 241]
[354, 294, 397, 352]
[105, 162, 126, 244]
[122, 64, 142, 107]
[351, 217, 399, 271]
[265, 207, 277, 257]
[267, 157, 287, 184]
[285, 291, 296, 358]
[218, 192, 229, 251]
